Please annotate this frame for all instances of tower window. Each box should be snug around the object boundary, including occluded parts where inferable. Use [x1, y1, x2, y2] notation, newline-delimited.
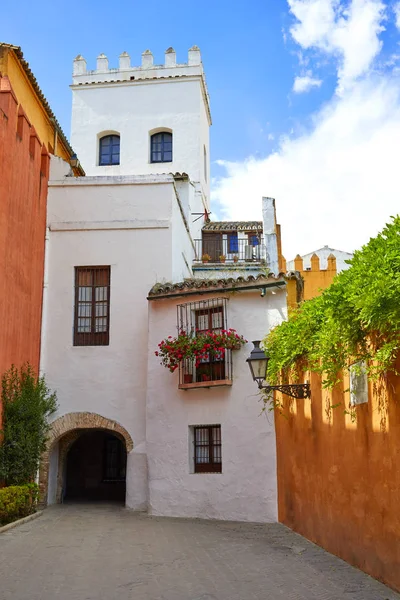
[99, 135, 120, 166]
[151, 132, 172, 163]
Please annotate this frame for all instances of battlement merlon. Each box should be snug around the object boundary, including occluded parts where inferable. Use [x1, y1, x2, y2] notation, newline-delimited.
[71, 47, 211, 123]
[72, 46, 204, 84]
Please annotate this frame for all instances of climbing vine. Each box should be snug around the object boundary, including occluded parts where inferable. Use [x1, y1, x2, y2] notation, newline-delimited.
[0, 365, 58, 485]
[264, 216, 400, 388]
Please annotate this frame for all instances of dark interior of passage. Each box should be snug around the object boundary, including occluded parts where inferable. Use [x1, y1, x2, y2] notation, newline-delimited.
[65, 430, 126, 502]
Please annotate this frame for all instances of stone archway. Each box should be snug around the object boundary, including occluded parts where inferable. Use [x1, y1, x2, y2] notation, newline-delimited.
[39, 412, 133, 505]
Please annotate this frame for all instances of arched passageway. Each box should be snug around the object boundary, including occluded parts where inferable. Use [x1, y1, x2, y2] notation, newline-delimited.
[39, 412, 133, 506]
[65, 430, 127, 502]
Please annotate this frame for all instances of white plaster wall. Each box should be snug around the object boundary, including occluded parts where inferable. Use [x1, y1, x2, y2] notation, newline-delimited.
[47, 442, 59, 505]
[71, 77, 210, 206]
[146, 289, 287, 523]
[43, 176, 191, 509]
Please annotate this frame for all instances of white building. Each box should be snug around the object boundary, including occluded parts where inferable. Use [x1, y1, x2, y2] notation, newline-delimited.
[39, 47, 294, 522]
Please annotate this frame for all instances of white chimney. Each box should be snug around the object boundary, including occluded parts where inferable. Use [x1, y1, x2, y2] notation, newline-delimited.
[262, 197, 279, 276]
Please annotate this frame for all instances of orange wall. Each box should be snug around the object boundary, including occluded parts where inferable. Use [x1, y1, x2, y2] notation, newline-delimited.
[275, 358, 400, 592]
[293, 253, 337, 300]
[0, 78, 49, 384]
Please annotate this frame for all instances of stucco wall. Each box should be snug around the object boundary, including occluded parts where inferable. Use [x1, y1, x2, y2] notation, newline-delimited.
[70, 77, 209, 198]
[0, 79, 49, 382]
[146, 289, 288, 522]
[43, 173, 194, 509]
[275, 359, 400, 592]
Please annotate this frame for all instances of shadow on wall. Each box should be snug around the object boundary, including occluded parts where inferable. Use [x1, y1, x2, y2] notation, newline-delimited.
[275, 358, 400, 593]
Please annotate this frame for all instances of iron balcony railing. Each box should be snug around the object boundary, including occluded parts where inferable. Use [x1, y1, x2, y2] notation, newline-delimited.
[194, 239, 266, 264]
[179, 350, 233, 388]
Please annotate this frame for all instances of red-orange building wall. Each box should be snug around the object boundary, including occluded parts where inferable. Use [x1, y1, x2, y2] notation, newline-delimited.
[0, 76, 49, 394]
[275, 358, 400, 592]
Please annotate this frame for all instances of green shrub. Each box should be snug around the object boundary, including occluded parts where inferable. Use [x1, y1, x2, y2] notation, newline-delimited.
[0, 364, 58, 485]
[264, 216, 400, 388]
[0, 483, 39, 526]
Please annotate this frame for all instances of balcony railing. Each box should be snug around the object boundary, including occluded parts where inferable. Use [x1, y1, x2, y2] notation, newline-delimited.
[194, 239, 266, 264]
[178, 351, 233, 389]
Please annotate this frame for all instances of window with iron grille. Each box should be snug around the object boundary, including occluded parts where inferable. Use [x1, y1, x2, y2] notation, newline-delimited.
[193, 425, 222, 473]
[99, 135, 120, 166]
[74, 267, 110, 346]
[150, 131, 172, 163]
[177, 298, 232, 384]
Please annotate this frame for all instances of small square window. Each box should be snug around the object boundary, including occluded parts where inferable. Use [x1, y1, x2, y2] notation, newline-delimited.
[190, 425, 222, 473]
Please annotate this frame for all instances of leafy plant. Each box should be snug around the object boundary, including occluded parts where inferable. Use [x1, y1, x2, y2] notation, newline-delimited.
[0, 365, 58, 485]
[156, 329, 247, 372]
[0, 483, 39, 525]
[264, 216, 400, 388]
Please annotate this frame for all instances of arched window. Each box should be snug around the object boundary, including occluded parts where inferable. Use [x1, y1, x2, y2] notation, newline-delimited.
[150, 131, 172, 163]
[99, 135, 120, 166]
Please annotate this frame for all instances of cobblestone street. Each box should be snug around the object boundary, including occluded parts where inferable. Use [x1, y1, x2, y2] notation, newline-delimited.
[0, 504, 398, 600]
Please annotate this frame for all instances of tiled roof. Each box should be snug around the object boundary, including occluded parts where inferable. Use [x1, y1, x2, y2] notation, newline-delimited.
[202, 221, 263, 232]
[148, 273, 296, 300]
[0, 43, 85, 175]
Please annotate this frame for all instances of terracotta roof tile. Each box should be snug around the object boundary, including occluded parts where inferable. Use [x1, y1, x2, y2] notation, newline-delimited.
[0, 43, 85, 175]
[148, 273, 298, 300]
[202, 221, 263, 232]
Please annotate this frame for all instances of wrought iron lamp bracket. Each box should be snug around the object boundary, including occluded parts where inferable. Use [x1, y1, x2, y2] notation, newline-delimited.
[258, 382, 311, 399]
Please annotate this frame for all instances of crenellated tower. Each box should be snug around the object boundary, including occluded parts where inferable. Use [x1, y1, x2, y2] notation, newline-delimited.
[70, 47, 211, 209]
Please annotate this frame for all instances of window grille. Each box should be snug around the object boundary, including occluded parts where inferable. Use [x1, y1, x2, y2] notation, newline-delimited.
[99, 135, 120, 165]
[74, 266, 110, 346]
[150, 132, 172, 163]
[193, 425, 222, 473]
[177, 298, 232, 385]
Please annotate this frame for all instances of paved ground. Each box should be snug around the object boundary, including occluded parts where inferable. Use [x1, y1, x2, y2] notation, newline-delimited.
[0, 504, 398, 600]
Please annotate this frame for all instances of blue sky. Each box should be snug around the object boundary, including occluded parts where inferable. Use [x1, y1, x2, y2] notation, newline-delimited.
[2, 0, 400, 257]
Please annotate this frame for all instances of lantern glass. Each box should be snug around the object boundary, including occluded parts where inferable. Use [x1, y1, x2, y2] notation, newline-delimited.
[246, 341, 269, 384]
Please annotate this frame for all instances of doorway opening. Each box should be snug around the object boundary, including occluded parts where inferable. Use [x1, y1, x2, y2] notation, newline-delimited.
[64, 430, 127, 502]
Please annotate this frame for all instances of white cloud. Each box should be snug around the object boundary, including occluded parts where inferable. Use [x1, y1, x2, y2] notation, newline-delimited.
[293, 73, 323, 92]
[211, 0, 399, 261]
[267, 133, 275, 141]
[395, 2, 400, 29]
[288, 0, 386, 92]
[212, 74, 400, 259]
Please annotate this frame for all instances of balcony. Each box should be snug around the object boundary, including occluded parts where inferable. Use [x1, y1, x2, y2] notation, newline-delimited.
[178, 352, 233, 390]
[194, 239, 266, 264]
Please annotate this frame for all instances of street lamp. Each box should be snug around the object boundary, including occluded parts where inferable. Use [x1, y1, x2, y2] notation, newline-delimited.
[246, 341, 311, 399]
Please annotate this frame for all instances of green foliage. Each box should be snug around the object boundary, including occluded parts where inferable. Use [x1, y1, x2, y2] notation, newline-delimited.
[264, 216, 400, 388]
[0, 483, 39, 525]
[0, 365, 57, 485]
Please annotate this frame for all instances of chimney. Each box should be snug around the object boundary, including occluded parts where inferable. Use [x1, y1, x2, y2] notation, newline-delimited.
[165, 47, 176, 67]
[96, 53, 108, 71]
[119, 51, 130, 70]
[188, 45, 201, 66]
[73, 55, 87, 75]
[262, 197, 279, 276]
[141, 50, 154, 68]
